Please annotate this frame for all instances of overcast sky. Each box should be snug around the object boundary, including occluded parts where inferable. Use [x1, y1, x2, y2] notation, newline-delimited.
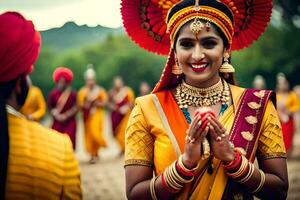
[0, 0, 122, 30]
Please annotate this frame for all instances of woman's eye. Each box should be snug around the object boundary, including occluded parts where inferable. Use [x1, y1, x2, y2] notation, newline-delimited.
[202, 40, 217, 49]
[179, 41, 194, 48]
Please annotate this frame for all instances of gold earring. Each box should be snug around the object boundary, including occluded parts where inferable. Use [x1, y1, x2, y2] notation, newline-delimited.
[172, 58, 182, 77]
[219, 53, 235, 73]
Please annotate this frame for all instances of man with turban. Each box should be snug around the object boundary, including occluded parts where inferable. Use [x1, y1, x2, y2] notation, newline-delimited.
[48, 67, 78, 149]
[0, 12, 81, 199]
[77, 65, 108, 163]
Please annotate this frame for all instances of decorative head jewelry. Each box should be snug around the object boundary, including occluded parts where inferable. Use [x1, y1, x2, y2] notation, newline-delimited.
[190, 0, 211, 35]
[167, 4, 234, 48]
[121, 0, 272, 55]
[121, 0, 273, 93]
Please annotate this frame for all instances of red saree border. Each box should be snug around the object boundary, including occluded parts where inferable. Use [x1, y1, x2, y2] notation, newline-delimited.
[229, 89, 275, 161]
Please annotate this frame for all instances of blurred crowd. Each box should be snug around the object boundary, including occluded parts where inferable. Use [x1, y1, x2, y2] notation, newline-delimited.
[253, 73, 300, 156]
[20, 65, 152, 163]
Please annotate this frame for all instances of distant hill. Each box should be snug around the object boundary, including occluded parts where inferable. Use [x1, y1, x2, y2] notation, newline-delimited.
[40, 22, 124, 51]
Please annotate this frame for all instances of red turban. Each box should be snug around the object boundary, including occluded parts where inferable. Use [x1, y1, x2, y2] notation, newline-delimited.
[53, 67, 73, 84]
[0, 12, 41, 83]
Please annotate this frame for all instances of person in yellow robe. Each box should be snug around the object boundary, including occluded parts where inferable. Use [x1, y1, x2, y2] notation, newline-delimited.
[78, 66, 108, 163]
[0, 12, 81, 199]
[122, 0, 288, 199]
[108, 76, 135, 154]
[19, 76, 46, 121]
[276, 73, 300, 153]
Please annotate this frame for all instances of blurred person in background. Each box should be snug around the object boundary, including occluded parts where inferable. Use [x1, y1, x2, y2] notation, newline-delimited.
[0, 12, 81, 199]
[252, 74, 266, 90]
[108, 76, 135, 155]
[48, 67, 78, 150]
[293, 85, 300, 134]
[139, 81, 151, 96]
[77, 65, 108, 164]
[276, 73, 299, 153]
[19, 76, 46, 122]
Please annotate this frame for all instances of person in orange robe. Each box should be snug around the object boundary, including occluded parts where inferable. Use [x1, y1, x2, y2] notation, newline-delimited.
[48, 67, 78, 149]
[108, 76, 135, 154]
[0, 12, 81, 199]
[78, 66, 108, 163]
[19, 76, 46, 121]
[276, 73, 300, 153]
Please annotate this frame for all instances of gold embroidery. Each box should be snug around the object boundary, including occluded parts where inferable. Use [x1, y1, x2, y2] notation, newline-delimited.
[254, 90, 265, 98]
[241, 131, 254, 141]
[257, 153, 287, 160]
[247, 102, 261, 110]
[245, 115, 258, 124]
[124, 159, 153, 167]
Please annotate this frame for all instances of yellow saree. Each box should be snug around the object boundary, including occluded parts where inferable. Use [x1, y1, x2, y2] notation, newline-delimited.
[77, 86, 107, 155]
[125, 85, 286, 199]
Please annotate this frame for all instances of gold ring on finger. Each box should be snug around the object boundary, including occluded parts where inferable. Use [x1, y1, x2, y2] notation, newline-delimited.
[189, 137, 196, 144]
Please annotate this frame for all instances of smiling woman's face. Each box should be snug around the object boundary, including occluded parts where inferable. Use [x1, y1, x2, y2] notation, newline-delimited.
[175, 21, 228, 88]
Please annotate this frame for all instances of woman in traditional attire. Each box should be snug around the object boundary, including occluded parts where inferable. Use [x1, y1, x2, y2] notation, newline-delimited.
[276, 73, 299, 153]
[78, 66, 108, 163]
[20, 76, 46, 121]
[48, 67, 78, 149]
[122, 0, 288, 199]
[108, 76, 135, 153]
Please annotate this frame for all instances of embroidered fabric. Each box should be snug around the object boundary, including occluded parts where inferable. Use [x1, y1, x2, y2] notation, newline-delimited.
[257, 103, 287, 160]
[125, 103, 154, 167]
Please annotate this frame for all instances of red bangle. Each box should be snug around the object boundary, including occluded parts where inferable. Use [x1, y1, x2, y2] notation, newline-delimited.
[161, 173, 178, 194]
[223, 151, 242, 172]
[175, 161, 195, 177]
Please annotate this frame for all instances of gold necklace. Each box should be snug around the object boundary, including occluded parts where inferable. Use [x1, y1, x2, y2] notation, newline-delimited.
[175, 79, 230, 108]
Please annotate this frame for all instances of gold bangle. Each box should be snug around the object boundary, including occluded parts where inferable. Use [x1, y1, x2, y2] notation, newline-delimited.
[251, 169, 266, 193]
[227, 155, 248, 178]
[178, 155, 199, 172]
[150, 176, 158, 200]
[201, 137, 210, 160]
[238, 163, 255, 183]
[165, 166, 182, 190]
[172, 162, 194, 184]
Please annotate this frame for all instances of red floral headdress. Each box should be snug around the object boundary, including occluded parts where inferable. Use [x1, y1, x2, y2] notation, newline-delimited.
[121, 0, 272, 92]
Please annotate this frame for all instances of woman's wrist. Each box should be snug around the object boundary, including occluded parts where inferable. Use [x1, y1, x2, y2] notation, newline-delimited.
[222, 152, 235, 164]
[182, 154, 198, 169]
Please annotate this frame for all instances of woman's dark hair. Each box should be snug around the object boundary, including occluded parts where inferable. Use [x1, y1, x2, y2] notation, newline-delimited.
[0, 78, 18, 198]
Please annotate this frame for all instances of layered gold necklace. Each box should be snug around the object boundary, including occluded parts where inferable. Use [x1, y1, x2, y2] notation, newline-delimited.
[175, 78, 230, 108]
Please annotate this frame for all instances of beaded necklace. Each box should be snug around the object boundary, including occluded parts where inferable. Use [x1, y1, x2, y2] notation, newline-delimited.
[175, 79, 230, 124]
[175, 79, 231, 174]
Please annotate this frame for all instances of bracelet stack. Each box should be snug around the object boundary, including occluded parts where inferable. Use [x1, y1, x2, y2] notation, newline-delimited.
[161, 155, 198, 194]
[222, 149, 266, 194]
[150, 176, 158, 200]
